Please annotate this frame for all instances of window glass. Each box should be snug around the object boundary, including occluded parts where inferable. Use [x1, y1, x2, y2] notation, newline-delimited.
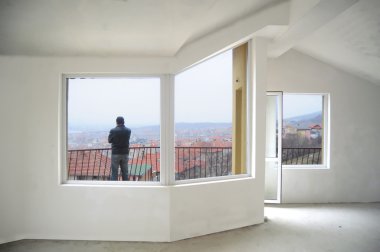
[282, 94, 324, 166]
[175, 48, 247, 181]
[67, 77, 160, 181]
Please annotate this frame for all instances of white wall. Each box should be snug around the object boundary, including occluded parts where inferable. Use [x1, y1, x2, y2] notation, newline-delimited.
[267, 50, 380, 203]
[0, 57, 27, 243]
[0, 51, 265, 243]
[0, 1, 287, 241]
[0, 56, 174, 242]
[170, 178, 262, 241]
[2, 38, 379, 246]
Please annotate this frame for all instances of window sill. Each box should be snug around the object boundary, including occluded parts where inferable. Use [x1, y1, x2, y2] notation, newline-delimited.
[61, 180, 162, 187]
[173, 174, 251, 186]
[61, 174, 253, 187]
[282, 165, 330, 170]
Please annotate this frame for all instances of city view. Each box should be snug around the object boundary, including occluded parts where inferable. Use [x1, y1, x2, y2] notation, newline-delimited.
[67, 123, 233, 181]
[68, 123, 232, 150]
[67, 50, 234, 181]
[67, 109, 323, 181]
[66, 56, 324, 182]
[282, 94, 324, 165]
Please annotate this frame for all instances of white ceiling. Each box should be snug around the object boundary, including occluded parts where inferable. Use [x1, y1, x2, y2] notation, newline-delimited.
[0, 0, 379, 85]
[0, 0, 278, 57]
[295, 0, 380, 85]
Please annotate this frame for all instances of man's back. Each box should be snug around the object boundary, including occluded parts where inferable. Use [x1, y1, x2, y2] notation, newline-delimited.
[108, 125, 131, 154]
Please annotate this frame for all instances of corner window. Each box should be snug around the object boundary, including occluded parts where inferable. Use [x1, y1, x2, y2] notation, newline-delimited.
[282, 94, 329, 168]
[65, 77, 161, 182]
[174, 43, 250, 181]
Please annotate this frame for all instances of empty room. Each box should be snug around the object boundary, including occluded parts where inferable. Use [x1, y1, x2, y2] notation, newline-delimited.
[0, 0, 379, 251]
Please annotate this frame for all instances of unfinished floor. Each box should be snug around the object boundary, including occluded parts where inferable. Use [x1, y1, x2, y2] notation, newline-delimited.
[1, 203, 379, 252]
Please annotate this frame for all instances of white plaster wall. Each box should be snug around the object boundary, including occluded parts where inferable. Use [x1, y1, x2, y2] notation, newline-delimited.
[267, 50, 380, 203]
[0, 57, 27, 243]
[0, 56, 174, 242]
[0, 52, 266, 242]
[169, 38, 268, 241]
[170, 178, 263, 241]
[0, 2, 284, 241]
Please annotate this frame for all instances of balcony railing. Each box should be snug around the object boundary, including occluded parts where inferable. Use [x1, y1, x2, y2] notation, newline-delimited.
[282, 147, 322, 165]
[67, 146, 232, 181]
[67, 147, 321, 181]
[67, 147, 160, 181]
[175, 147, 232, 180]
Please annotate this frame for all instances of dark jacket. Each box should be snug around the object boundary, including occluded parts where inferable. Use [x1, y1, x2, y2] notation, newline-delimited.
[108, 125, 131, 154]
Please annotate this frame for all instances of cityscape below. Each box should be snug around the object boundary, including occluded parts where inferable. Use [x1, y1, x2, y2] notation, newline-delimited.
[66, 112, 323, 181]
[68, 122, 233, 150]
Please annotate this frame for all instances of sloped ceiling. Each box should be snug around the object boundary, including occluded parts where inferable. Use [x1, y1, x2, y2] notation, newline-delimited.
[295, 0, 380, 85]
[0, 0, 279, 57]
[0, 0, 379, 85]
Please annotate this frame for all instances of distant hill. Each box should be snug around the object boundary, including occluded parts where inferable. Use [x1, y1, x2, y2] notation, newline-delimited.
[283, 112, 322, 129]
[175, 122, 232, 130]
[131, 122, 232, 135]
[68, 123, 111, 133]
[131, 124, 160, 131]
[69, 122, 232, 133]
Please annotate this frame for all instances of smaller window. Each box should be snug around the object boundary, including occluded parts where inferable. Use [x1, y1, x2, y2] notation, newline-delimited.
[282, 94, 329, 168]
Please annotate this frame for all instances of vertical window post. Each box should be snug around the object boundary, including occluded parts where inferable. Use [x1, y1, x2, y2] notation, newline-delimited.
[232, 43, 248, 175]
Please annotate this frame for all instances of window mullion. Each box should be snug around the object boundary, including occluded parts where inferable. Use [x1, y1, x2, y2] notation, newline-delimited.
[160, 74, 175, 185]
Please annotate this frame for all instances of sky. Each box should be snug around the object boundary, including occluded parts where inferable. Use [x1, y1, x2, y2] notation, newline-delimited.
[68, 78, 160, 129]
[68, 50, 321, 130]
[68, 49, 233, 130]
[175, 49, 232, 123]
[283, 94, 323, 119]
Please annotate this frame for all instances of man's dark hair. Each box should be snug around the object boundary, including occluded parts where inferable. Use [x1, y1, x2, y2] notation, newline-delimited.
[116, 116, 124, 125]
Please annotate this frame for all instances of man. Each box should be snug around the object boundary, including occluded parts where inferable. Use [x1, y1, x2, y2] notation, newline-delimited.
[108, 116, 131, 181]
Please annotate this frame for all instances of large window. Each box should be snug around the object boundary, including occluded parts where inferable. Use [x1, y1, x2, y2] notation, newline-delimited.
[174, 43, 249, 181]
[282, 94, 329, 168]
[66, 77, 161, 181]
[62, 43, 253, 184]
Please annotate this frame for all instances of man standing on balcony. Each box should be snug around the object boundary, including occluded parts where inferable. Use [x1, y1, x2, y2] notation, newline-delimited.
[108, 116, 131, 181]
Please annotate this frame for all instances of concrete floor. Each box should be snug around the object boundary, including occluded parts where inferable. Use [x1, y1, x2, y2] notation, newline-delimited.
[1, 203, 379, 252]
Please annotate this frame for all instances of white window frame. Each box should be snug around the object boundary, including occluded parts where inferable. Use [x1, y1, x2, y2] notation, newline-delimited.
[282, 93, 330, 170]
[59, 40, 255, 186]
[171, 41, 253, 185]
[59, 74, 165, 186]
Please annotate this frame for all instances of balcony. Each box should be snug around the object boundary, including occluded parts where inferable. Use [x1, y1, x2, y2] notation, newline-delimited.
[67, 147, 232, 181]
[282, 147, 322, 165]
[67, 147, 321, 181]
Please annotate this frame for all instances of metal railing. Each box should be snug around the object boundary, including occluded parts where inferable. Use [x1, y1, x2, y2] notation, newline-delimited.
[67, 146, 232, 181]
[67, 147, 321, 181]
[175, 147, 232, 180]
[282, 147, 322, 165]
[67, 147, 160, 181]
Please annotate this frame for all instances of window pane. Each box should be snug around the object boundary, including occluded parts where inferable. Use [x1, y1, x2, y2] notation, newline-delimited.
[266, 95, 279, 158]
[67, 77, 160, 181]
[175, 50, 237, 180]
[282, 94, 324, 165]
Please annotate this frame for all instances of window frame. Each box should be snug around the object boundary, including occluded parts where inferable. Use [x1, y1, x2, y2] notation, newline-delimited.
[60, 74, 165, 186]
[59, 40, 255, 186]
[171, 41, 253, 185]
[282, 93, 330, 170]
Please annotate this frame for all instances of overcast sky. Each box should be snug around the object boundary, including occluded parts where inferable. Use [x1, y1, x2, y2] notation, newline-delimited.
[283, 94, 322, 119]
[68, 78, 161, 129]
[68, 50, 321, 130]
[68, 50, 233, 130]
[175, 49, 232, 123]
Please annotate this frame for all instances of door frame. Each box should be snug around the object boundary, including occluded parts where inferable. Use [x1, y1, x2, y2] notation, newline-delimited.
[265, 91, 283, 203]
